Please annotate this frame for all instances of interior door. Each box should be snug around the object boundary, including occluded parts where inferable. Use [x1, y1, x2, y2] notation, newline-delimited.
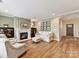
[66, 24, 74, 36]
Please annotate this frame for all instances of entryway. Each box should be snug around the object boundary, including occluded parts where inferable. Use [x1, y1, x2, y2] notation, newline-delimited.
[66, 24, 74, 36]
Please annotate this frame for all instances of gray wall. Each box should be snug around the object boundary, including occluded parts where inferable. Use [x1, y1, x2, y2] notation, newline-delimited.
[0, 16, 14, 27]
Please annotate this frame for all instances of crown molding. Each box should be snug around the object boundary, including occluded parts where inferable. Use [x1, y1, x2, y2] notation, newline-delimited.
[39, 9, 79, 21]
[57, 10, 79, 17]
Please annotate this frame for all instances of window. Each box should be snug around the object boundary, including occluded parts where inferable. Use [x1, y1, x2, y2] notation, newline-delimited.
[40, 21, 51, 31]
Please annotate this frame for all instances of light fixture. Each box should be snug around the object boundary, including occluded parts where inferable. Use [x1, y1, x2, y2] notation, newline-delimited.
[5, 10, 8, 13]
[4, 24, 8, 28]
[52, 13, 55, 16]
[0, 9, 8, 13]
[23, 24, 27, 27]
[32, 23, 34, 26]
[21, 23, 27, 27]
[4, 26, 8, 28]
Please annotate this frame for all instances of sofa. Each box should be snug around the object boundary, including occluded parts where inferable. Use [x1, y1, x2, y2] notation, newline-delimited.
[5, 40, 26, 58]
[0, 34, 8, 58]
[0, 34, 26, 58]
[32, 32, 54, 42]
[0, 38, 8, 58]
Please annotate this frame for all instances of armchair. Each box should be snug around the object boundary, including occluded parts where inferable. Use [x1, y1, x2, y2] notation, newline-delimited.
[5, 40, 26, 58]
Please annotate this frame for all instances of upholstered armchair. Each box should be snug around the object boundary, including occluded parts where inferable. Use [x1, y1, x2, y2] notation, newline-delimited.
[5, 40, 26, 58]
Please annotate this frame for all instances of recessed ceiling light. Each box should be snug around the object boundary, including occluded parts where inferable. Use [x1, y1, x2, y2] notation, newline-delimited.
[0, 9, 8, 13]
[5, 10, 8, 13]
[52, 13, 55, 15]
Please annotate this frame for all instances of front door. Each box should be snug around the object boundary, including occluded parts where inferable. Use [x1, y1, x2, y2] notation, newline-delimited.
[66, 24, 74, 36]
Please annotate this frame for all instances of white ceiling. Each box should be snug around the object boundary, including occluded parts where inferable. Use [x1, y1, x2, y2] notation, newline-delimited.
[0, 0, 79, 19]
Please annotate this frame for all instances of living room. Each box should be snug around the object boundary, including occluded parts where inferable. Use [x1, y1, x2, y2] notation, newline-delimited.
[0, 0, 79, 58]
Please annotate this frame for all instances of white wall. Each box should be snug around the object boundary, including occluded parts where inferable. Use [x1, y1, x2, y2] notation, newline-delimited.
[59, 19, 63, 39]
[62, 19, 79, 37]
[35, 17, 61, 42]
[51, 17, 61, 41]
[0, 16, 14, 27]
[37, 21, 41, 32]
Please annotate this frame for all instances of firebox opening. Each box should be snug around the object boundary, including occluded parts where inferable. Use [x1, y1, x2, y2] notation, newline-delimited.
[20, 32, 28, 40]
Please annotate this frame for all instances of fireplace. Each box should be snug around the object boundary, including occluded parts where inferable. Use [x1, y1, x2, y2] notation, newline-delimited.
[20, 32, 28, 40]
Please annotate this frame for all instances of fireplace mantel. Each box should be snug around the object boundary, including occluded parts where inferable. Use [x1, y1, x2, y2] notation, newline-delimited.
[16, 29, 31, 42]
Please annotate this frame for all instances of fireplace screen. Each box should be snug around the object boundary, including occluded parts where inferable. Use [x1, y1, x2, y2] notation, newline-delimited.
[20, 32, 28, 40]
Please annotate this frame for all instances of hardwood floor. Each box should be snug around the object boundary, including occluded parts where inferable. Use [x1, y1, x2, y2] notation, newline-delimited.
[21, 36, 79, 58]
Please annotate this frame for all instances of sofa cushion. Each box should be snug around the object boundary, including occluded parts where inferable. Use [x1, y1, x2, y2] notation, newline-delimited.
[12, 43, 25, 48]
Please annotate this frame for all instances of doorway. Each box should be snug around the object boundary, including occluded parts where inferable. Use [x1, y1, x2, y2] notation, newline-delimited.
[31, 28, 37, 38]
[66, 24, 74, 36]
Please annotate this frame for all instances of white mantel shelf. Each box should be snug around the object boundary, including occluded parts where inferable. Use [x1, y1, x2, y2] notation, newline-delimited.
[17, 39, 29, 42]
